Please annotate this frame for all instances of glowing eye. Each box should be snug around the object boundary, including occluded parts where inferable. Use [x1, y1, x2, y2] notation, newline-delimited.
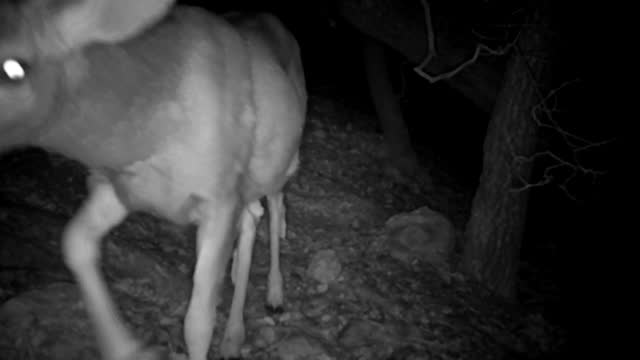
[2, 59, 26, 81]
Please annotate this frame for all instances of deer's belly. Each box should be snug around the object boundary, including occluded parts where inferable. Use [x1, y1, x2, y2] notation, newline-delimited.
[105, 151, 222, 225]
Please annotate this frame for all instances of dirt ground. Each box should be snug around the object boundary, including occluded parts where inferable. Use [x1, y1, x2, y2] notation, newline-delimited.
[0, 96, 566, 359]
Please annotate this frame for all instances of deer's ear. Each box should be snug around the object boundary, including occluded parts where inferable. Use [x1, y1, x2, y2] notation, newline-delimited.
[50, 0, 174, 52]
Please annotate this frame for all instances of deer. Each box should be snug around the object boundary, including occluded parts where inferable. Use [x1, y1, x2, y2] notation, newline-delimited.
[0, 0, 307, 359]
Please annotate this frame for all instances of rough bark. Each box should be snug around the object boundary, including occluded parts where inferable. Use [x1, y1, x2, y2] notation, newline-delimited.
[363, 37, 418, 174]
[462, 4, 551, 300]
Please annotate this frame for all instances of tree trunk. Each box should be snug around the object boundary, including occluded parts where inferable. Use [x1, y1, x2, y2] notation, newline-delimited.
[462, 5, 551, 301]
[363, 37, 418, 174]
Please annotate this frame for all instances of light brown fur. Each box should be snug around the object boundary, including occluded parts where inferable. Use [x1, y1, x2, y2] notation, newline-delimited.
[0, 0, 306, 358]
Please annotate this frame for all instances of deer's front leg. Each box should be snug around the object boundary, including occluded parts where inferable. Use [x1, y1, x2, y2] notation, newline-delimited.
[61, 175, 140, 360]
[185, 199, 237, 360]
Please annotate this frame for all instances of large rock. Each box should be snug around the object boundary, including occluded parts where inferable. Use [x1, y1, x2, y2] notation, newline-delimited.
[385, 206, 455, 269]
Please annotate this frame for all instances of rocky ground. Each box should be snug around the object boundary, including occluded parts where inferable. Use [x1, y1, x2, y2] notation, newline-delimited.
[0, 96, 566, 359]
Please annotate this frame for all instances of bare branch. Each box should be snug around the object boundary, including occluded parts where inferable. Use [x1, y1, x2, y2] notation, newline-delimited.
[413, 0, 436, 79]
[509, 77, 611, 198]
[413, 0, 517, 83]
[421, 0, 436, 57]
[415, 42, 514, 83]
[412, 3, 609, 200]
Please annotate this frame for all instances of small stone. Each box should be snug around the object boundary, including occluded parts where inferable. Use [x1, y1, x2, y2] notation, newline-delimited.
[275, 336, 330, 360]
[254, 326, 278, 348]
[307, 249, 342, 284]
[317, 283, 329, 293]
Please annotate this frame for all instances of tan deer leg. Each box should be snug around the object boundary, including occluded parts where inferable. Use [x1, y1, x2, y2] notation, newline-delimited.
[266, 192, 285, 312]
[184, 200, 236, 360]
[220, 201, 264, 358]
[61, 177, 139, 360]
